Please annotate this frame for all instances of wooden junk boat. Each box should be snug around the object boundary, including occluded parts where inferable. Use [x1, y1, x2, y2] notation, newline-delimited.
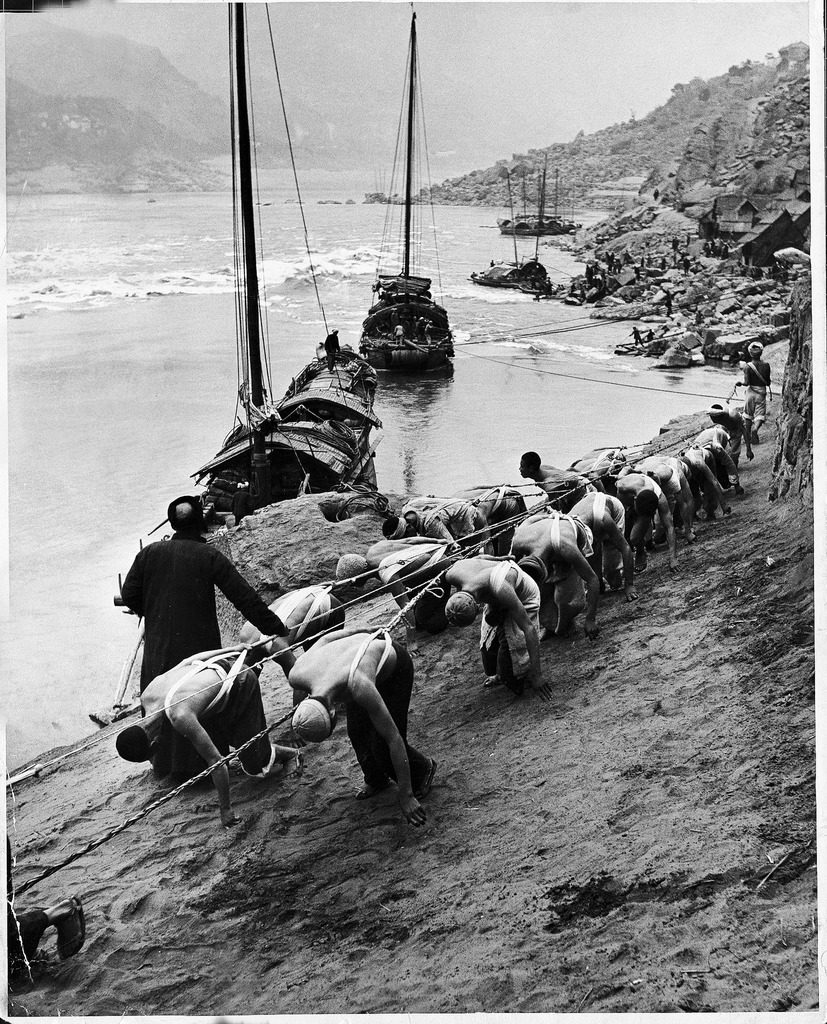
[497, 167, 580, 236]
[472, 163, 551, 292]
[359, 12, 454, 373]
[195, 6, 381, 513]
[470, 258, 550, 291]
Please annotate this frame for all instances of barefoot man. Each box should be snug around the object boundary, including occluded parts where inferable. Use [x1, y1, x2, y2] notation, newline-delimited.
[116, 647, 300, 828]
[442, 554, 548, 699]
[510, 511, 601, 639]
[569, 491, 637, 601]
[289, 628, 437, 826]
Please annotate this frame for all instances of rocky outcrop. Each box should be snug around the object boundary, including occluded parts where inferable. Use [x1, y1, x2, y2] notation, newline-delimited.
[769, 278, 812, 500]
[209, 492, 404, 639]
[426, 46, 808, 212]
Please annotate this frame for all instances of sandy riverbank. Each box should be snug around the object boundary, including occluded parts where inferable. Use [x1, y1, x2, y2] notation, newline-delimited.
[6, 336, 816, 1014]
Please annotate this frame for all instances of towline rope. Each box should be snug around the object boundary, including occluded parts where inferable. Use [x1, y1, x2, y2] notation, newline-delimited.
[454, 347, 735, 402]
[8, 425, 704, 788]
[10, 418, 716, 892]
[10, 560, 458, 898]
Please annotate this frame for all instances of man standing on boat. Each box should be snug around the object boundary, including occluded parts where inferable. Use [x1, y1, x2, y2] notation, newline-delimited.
[324, 328, 341, 372]
[121, 495, 287, 694]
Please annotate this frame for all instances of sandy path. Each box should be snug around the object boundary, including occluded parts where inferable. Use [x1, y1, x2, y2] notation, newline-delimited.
[7, 399, 815, 1015]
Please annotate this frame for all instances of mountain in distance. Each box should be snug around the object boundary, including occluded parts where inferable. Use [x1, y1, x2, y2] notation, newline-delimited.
[427, 43, 810, 212]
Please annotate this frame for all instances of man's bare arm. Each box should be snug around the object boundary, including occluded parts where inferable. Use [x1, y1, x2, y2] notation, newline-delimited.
[602, 517, 637, 601]
[658, 497, 678, 570]
[564, 544, 601, 636]
[169, 711, 237, 828]
[495, 583, 543, 687]
[351, 675, 426, 827]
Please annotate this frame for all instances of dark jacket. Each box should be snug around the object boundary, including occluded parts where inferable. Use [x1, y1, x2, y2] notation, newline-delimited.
[121, 531, 284, 692]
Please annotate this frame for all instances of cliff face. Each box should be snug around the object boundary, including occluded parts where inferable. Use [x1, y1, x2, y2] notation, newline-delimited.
[769, 277, 813, 501]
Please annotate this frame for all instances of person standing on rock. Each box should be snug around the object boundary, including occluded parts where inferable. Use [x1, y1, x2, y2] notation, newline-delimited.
[232, 480, 254, 525]
[663, 289, 673, 317]
[121, 496, 287, 694]
[737, 341, 772, 443]
[288, 627, 436, 826]
[443, 554, 548, 698]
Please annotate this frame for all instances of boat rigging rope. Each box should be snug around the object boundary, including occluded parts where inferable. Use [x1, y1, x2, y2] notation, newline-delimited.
[264, 5, 328, 334]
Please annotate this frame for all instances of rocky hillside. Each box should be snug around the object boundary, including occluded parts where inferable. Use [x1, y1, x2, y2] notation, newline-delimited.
[770, 277, 813, 501]
[5, 25, 229, 193]
[428, 44, 809, 211]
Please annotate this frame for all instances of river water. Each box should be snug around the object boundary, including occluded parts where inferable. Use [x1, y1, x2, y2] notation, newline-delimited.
[3, 176, 739, 765]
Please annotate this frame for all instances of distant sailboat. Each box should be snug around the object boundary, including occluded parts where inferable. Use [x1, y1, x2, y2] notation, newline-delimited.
[359, 11, 454, 372]
[497, 165, 581, 236]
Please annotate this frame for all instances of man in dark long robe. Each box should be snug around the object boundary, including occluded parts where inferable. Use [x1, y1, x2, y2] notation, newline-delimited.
[121, 495, 286, 694]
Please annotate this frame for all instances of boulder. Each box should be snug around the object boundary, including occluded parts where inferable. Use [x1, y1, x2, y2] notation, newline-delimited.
[654, 344, 693, 369]
[680, 331, 704, 350]
[211, 491, 405, 636]
[702, 333, 752, 361]
[716, 296, 741, 316]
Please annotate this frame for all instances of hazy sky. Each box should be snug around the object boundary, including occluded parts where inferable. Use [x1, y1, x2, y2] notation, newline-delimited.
[10, 1, 811, 171]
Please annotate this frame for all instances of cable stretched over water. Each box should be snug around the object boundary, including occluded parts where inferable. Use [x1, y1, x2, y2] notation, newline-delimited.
[454, 347, 733, 401]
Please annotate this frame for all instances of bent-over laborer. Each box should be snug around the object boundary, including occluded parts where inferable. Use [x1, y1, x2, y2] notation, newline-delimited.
[239, 585, 346, 678]
[569, 448, 628, 496]
[336, 536, 454, 634]
[679, 446, 732, 519]
[630, 455, 696, 543]
[443, 554, 548, 698]
[510, 510, 601, 639]
[519, 452, 598, 509]
[706, 403, 753, 466]
[694, 425, 743, 493]
[116, 647, 300, 827]
[289, 628, 437, 826]
[570, 491, 637, 601]
[615, 472, 678, 573]
[121, 495, 286, 693]
[386, 497, 490, 549]
[737, 340, 772, 442]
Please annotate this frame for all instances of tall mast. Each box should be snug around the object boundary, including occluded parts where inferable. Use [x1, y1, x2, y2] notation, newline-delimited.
[505, 170, 519, 267]
[233, 3, 269, 500]
[554, 167, 559, 219]
[534, 158, 547, 262]
[402, 11, 417, 278]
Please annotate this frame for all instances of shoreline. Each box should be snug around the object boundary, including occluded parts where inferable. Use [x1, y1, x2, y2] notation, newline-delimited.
[7, 321, 816, 1011]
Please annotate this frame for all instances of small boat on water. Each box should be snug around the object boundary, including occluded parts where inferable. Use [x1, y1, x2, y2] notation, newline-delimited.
[359, 11, 454, 373]
[470, 258, 550, 291]
[473, 162, 551, 292]
[194, 5, 381, 513]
